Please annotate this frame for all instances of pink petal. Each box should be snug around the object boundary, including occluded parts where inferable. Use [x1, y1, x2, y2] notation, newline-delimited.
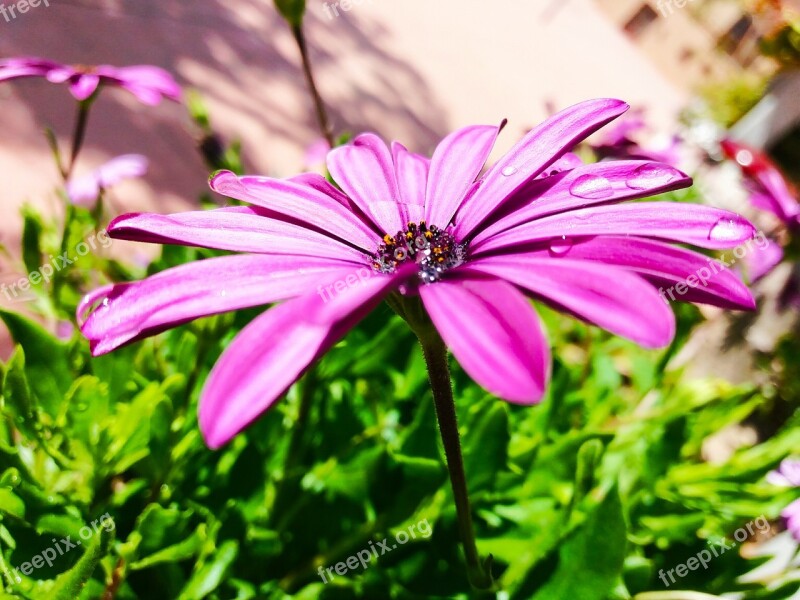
[101, 65, 182, 103]
[420, 278, 550, 404]
[392, 141, 429, 206]
[199, 267, 402, 448]
[454, 98, 629, 238]
[80, 254, 355, 355]
[424, 124, 501, 228]
[209, 171, 379, 252]
[463, 258, 676, 348]
[472, 160, 691, 245]
[534, 236, 755, 310]
[66, 176, 101, 207]
[741, 238, 784, 283]
[108, 208, 368, 263]
[45, 67, 76, 83]
[69, 74, 100, 101]
[751, 167, 800, 223]
[473, 202, 757, 255]
[289, 172, 352, 207]
[327, 133, 405, 234]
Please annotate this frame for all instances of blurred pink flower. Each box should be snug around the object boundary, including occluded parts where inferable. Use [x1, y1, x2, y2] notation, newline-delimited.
[768, 459, 800, 542]
[67, 154, 149, 207]
[722, 139, 800, 292]
[591, 109, 682, 166]
[0, 57, 181, 105]
[722, 139, 800, 229]
[56, 320, 75, 341]
[303, 138, 331, 170]
[78, 99, 757, 448]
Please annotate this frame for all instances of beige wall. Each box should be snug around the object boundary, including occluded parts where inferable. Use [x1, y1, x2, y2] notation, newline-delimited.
[594, 0, 773, 89]
[0, 0, 688, 354]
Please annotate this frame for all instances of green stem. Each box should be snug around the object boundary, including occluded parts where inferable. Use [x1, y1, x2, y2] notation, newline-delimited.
[418, 332, 493, 590]
[66, 99, 93, 180]
[270, 370, 316, 529]
[290, 24, 334, 147]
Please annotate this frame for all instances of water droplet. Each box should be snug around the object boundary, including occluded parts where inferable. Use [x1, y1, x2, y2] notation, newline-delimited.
[548, 236, 574, 256]
[708, 217, 752, 243]
[501, 166, 518, 177]
[625, 163, 681, 190]
[735, 149, 753, 167]
[569, 174, 614, 199]
[220, 290, 227, 298]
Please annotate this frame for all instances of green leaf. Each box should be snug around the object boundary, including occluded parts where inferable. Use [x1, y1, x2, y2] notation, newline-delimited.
[2, 348, 37, 439]
[179, 540, 238, 600]
[0, 310, 71, 417]
[532, 487, 627, 600]
[464, 400, 510, 493]
[20, 205, 44, 284]
[274, 0, 305, 26]
[50, 527, 113, 600]
[130, 524, 206, 571]
[0, 488, 26, 520]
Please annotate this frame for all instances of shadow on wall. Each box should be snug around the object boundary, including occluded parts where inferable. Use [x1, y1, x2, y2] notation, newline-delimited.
[1, 0, 448, 188]
[0, 0, 448, 357]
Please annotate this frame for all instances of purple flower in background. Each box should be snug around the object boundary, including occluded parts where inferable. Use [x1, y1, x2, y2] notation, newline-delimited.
[67, 154, 149, 207]
[303, 137, 332, 170]
[0, 57, 181, 105]
[722, 139, 800, 296]
[78, 98, 757, 448]
[768, 459, 800, 542]
[722, 139, 800, 231]
[591, 109, 682, 166]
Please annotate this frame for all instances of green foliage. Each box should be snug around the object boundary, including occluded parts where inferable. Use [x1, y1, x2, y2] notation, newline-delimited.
[0, 269, 796, 598]
[698, 73, 769, 128]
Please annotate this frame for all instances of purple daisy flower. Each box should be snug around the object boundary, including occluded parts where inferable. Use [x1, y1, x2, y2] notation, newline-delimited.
[722, 139, 800, 230]
[722, 140, 800, 302]
[78, 99, 757, 449]
[67, 154, 149, 207]
[768, 459, 800, 542]
[0, 57, 181, 105]
[591, 109, 682, 166]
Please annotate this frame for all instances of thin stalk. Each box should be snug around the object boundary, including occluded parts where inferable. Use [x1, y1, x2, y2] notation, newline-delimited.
[66, 99, 92, 180]
[419, 333, 493, 590]
[290, 24, 334, 147]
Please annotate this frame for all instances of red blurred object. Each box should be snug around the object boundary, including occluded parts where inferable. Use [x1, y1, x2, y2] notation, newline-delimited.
[720, 138, 781, 178]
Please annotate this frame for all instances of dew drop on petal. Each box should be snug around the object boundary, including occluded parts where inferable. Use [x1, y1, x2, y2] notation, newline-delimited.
[569, 174, 614, 199]
[501, 166, 518, 177]
[625, 163, 681, 190]
[708, 216, 753, 243]
[548, 235, 574, 256]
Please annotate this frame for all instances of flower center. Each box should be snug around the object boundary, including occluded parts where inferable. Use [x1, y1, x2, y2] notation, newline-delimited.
[371, 221, 467, 283]
[72, 64, 97, 75]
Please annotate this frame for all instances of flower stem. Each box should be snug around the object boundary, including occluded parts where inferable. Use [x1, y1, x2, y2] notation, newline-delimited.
[419, 332, 493, 590]
[66, 99, 93, 180]
[290, 23, 335, 147]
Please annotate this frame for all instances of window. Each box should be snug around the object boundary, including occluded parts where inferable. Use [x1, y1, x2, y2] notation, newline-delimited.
[717, 15, 756, 64]
[624, 5, 659, 39]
